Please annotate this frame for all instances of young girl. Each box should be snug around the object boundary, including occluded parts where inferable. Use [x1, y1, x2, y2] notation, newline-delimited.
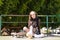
[23, 11, 44, 38]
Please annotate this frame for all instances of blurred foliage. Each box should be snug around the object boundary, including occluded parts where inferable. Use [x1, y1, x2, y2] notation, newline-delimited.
[0, 0, 60, 27]
[0, 0, 60, 15]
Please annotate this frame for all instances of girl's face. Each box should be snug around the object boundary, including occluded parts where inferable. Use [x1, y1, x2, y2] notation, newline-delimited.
[30, 11, 36, 19]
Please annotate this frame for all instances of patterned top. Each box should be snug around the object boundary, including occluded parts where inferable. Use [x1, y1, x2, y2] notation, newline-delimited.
[28, 17, 40, 34]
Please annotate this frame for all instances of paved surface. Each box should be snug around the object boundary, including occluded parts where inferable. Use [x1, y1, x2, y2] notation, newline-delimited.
[0, 36, 60, 40]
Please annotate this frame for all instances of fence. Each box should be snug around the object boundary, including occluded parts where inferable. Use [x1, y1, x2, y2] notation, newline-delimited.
[0, 15, 60, 36]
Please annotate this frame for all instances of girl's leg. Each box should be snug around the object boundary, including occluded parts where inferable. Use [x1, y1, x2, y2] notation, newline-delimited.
[26, 26, 34, 39]
[27, 26, 33, 35]
[23, 27, 29, 32]
[23, 26, 34, 39]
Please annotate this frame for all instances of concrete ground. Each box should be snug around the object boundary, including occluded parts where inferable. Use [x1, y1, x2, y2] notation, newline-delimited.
[0, 36, 60, 40]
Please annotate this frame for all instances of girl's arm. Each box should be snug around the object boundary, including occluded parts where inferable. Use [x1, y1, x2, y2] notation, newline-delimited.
[28, 20, 32, 28]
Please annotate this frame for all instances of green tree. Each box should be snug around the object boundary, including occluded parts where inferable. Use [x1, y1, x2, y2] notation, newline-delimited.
[0, 0, 60, 27]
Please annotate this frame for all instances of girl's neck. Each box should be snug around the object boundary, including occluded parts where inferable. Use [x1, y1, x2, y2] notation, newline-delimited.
[31, 17, 38, 21]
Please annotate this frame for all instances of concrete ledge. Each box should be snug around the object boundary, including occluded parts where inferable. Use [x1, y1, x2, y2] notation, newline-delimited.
[0, 36, 60, 40]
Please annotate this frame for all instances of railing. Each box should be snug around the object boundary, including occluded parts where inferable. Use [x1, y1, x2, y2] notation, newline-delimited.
[0, 15, 60, 36]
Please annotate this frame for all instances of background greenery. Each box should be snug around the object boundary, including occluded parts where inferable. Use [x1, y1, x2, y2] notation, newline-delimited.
[0, 0, 60, 28]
